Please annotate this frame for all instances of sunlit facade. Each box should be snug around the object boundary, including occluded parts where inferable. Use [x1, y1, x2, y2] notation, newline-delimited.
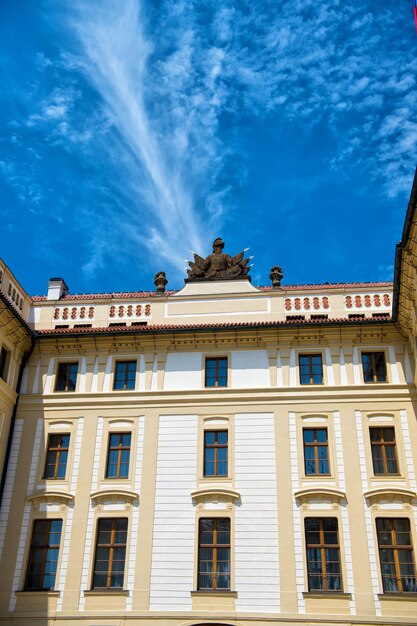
[1, 171, 417, 626]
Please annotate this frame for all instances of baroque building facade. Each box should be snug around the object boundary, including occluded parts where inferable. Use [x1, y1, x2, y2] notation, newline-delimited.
[0, 172, 417, 626]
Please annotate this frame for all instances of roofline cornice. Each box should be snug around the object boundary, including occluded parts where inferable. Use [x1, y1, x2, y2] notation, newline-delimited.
[392, 166, 417, 322]
[0, 289, 34, 338]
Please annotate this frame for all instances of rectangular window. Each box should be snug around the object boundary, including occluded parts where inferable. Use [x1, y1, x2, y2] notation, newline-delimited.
[106, 433, 131, 478]
[299, 354, 323, 385]
[376, 518, 417, 593]
[198, 518, 230, 590]
[55, 362, 78, 392]
[305, 517, 342, 591]
[0, 346, 10, 382]
[205, 357, 228, 388]
[303, 428, 329, 475]
[92, 518, 128, 589]
[361, 352, 387, 383]
[204, 431, 228, 477]
[43, 434, 70, 479]
[113, 360, 136, 390]
[370, 427, 399, 475]
[24, 519, 63, 590]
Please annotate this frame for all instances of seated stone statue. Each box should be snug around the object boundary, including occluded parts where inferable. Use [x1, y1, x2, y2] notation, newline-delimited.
[187, 238, 250, 281]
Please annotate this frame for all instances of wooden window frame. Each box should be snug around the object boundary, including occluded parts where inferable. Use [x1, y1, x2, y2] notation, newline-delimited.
[361, 351, 387, 383]
[370, 427, 399, 476]
[299, 354, 323, 385]
[204, 430, 228, 477]
[376, 518, 417, 593]
[198, 517, 231, 590]
[24, 519, 63, 590]
[305, 517, 343, 591]
[54, 362, 78, 392]
[92, 518, 128, 589]
[113, 360, 137, 391]
[303, 428, 330, 476]
[43, 433, 70, 479]
[205, 357, 228, 388]
[105, 433, 131, 479]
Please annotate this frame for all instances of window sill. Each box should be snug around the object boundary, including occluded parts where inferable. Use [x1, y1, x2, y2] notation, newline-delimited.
[302, 474, 332, 479]
[84, 589, 129, 596]
[303, 591, 351, 599]
[191, 590, 237, 598]
[378, 593, 417, 601]
[16, 590, 60, 596]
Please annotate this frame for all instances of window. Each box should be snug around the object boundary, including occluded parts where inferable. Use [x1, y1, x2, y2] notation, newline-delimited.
[299, 354, 323, 385]
[55, 362, 78, 392]
[24, 519, 63, 590]
[305, 518, 342, 591]
[92, 518, 128, 589]
[376, 518, 417, 593]
[198, 518, 230, 590]
[106, 433, 131, 478]
[0, 346, 10, 382]
[370, 427, 399, 475]
[205, 357, 228, 388]
[204, 431, 228, 477]
[361, 352, 387, 383]
[43, 434, 70, 479]
[113, 360, 136, 390]
[303, 428, 329, 475]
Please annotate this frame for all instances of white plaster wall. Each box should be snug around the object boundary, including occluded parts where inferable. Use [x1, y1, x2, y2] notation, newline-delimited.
[231, 350, 270, 388]
[126, 415, 145, 611]
[57, 417, 84, 612]
[79, 417, 104, 611]
[163, 353, 202, 390]
[149, 414, 198, 610]
[355, 410, 381, 616]
[235, 412, 279, 612]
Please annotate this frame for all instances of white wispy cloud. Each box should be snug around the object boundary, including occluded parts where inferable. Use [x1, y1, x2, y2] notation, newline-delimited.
[64, 0, 213, 276]
[12, 0, 416, 281]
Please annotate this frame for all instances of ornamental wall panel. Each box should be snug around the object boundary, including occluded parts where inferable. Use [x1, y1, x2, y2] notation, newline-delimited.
[149, 415, 198, 610]
[235, 412, 279, 612]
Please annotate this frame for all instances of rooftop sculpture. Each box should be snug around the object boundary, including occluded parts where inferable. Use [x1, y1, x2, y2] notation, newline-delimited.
[186, 238, 251, 282]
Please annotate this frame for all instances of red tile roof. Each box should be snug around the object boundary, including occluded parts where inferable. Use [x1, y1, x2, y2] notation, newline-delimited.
[31, 281, 393, 302]
[36, 314, 393, 336]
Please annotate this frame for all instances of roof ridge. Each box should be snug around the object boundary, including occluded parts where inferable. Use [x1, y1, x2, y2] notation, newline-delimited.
[31, 281, 393, 301]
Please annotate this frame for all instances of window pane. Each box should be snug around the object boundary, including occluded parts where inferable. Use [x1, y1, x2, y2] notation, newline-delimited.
[25, 520, 62, 590]
[305, 518, 341, 592]
[205, 432, 215, 445]
[377, 518, 416, 593]
[93, 518, 127, 589]
[198, 518, 230, 590]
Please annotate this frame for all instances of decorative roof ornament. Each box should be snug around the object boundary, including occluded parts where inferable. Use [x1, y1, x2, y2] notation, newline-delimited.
[154, 271, 168, 294]
[270, 265, 284, 288]
[186, 238, 251, 282]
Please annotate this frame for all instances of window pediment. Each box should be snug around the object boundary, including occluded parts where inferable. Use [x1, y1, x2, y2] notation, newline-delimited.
[90, 488, 139, 503]
[294, 487, 346, 501]
[191, 487, 240, 505]
[364, 487, 416, 502]
[26, 490, 74, 504]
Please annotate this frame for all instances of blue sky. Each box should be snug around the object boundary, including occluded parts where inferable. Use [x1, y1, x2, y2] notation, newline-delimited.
[1, 0, 416, 295]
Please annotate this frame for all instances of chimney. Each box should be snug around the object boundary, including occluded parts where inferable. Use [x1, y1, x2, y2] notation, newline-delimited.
[47, 277, 69, 301]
